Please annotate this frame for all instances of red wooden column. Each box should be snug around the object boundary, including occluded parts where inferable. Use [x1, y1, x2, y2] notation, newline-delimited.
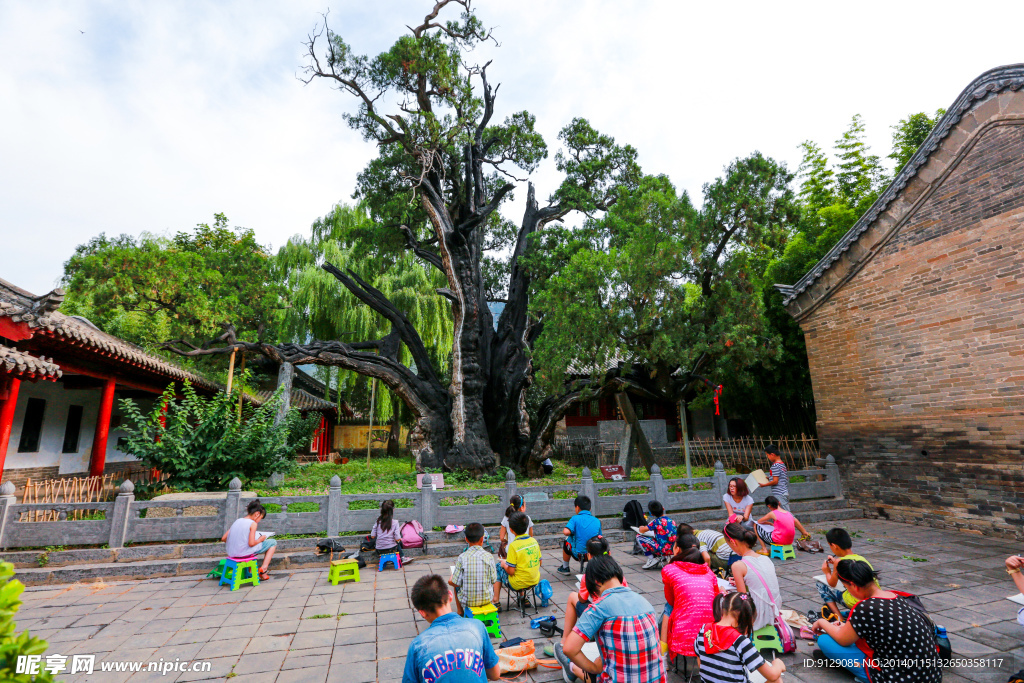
[89, 378, 117, 478]
[0, 378, 22, 476]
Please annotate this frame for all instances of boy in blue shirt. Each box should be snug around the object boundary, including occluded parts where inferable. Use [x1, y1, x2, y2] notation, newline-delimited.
[403, 574, 500, 683]
[558, 495, 602, 576]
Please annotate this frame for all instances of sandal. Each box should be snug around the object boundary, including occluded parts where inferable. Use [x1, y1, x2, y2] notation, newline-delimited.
[258, 569, 271, 581]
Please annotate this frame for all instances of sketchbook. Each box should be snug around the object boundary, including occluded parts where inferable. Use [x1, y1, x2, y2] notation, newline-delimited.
[813, 574, 828, 585]
[1008, 593, 1024, 605]
[630, 526, 655, 538]
[745, 469, 769, 492]
[258, 532, 275, 539]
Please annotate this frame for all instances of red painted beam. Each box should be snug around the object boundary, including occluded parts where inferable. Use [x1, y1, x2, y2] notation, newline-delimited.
[88, 378, 116, 478]
[0, 378, 21, 476]
[0, 317, 33, 342]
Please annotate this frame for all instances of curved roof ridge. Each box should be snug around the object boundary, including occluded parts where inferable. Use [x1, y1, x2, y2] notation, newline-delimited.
[777, 63, 1024, 306]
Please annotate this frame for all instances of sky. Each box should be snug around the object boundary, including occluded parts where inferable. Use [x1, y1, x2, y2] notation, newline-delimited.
[2, 0, 1024, 296]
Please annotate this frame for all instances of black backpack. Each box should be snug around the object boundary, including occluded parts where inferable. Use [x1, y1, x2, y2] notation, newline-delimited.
[621, 499, 646, 530]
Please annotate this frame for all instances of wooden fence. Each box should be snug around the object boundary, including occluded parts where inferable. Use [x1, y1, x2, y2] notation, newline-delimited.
[19, 467, 169, 522]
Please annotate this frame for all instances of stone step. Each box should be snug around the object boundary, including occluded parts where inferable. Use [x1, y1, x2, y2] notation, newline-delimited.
[11, 504, 862, 585]
[2, 499, 859, 569]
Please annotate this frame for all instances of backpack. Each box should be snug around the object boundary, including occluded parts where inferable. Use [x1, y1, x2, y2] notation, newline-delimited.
[891, 590, 952, 663]
[316, 539, 347, 555]
[622, 499, 646, 530]
[401, 520, 427, 549]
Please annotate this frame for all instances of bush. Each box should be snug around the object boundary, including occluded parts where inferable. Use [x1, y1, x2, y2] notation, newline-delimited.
[118, 381, 318, 491]
[0, 561, 54, 682]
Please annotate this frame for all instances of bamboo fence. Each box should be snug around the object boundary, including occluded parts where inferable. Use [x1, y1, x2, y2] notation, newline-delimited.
[19, 466, 168, 522]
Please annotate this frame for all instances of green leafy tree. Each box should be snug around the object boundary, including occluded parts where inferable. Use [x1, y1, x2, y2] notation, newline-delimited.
[834, 114, 884, 207]
[118, 380, 318, 491]
[167, 1, 638, 474]
[890, 109, 946, 171]
[275, 204, 454, 455]
[0, 561, 54, 682]
[528, 154, 798, 451]
[61, 214, 284, 353]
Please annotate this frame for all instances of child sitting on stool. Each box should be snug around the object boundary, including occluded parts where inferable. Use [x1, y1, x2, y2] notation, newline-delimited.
[222, 500, 276, 581]
[449, 523, 500, 616]
[371, 499, 414, 565]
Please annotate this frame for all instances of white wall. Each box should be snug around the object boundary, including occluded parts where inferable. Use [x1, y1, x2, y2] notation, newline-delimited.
[5, 379, 148, 475]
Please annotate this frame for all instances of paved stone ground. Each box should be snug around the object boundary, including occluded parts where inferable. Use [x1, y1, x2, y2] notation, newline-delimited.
[14, 519, 1024, 682]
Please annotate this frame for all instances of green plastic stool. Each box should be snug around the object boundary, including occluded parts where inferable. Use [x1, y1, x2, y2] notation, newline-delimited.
[752, 623, 783, 652]
[770, 544, 795, 561]
[329, 559, 361, 586]
[206, 559, 227, 579]
[466, 603, 502, 639]
[219, 558, 260, 591]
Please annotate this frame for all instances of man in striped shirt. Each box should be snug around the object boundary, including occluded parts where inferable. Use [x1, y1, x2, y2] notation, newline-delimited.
[759, 446, 789, 511]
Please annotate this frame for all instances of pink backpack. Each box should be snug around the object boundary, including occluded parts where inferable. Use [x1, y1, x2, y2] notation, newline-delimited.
[401, 520, 426, 549]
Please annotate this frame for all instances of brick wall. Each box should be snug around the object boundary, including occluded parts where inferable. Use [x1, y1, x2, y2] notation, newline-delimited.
[800, 121, 1024, 539]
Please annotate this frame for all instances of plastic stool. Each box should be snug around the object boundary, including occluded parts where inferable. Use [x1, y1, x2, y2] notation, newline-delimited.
[751, 623, 783, 653]
[207, 559, 227, 579]
[770, 544, 795, 561]
[378, 553, 402, 571]
[329, 558, 361, 585]
[220, 558, 259, 590]
[466, 603, 502, 639]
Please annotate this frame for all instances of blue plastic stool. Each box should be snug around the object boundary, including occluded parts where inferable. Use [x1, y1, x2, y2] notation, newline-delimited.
[378, 552, 402, 571]
[219, 558, 259, 590]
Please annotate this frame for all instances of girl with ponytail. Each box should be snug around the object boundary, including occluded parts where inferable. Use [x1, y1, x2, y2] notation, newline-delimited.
[498, 494, 533, 558]
[661, 532, 719, 659]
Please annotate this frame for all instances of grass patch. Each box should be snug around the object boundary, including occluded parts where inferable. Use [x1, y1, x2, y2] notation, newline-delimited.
[439, 497, 470, 507]
[348, 499, 414, 511]
[791, 475, 807, 483]
[306, 614, 332, 619]
[472, 494, 500, 505]
[668, 484, 690, 492]
[902, 555, 928, 562]
[552, 490, 576, 500]
[263, 502, 320, 514]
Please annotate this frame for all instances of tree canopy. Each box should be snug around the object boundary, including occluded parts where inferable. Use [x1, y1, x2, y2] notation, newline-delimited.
[61, 214, 284, 352]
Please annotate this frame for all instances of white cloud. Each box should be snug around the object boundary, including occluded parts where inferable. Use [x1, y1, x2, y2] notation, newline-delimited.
[2, 0, 1022, 295]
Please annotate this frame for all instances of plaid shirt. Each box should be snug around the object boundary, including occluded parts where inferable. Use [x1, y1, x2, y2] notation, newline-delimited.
[452, 544, 497, 608]
[572, 585, 663, 683]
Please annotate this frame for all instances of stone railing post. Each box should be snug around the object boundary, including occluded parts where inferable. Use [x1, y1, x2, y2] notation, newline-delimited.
[0, 482, 16, 550]
[419, 473, 436, 531]
[713, 460, 729, 499]
[650, 464, 668, 504]
[108, 480, 135, 549]
[504, 469, 517, 505]
[224, 477, 242, 534]
[825, 455, 843, 500]
[580, 467, 597, 514]
[327, 475, 342, 537]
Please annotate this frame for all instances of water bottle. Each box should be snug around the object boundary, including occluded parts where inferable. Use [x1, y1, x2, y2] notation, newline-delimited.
[935, 625, 951, 664]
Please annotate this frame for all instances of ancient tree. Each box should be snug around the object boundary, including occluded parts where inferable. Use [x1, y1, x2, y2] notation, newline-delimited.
[167, 1, 636, 474]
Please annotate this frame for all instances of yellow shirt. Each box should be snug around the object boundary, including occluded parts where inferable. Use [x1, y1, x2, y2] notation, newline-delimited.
[505, 534, 541, 590]
[839, 553, 875, 608]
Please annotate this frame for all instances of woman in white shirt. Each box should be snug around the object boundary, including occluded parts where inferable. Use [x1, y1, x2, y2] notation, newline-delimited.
[722, 477, 754, 529]
[724, 522, 782, 631]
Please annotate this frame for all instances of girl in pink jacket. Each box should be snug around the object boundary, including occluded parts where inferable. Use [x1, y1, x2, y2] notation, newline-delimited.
[661, 533, 720, 659]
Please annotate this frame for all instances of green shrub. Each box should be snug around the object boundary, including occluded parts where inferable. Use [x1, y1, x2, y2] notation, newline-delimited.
[0, 561, 55, 682]
[118, 380, 318, 491]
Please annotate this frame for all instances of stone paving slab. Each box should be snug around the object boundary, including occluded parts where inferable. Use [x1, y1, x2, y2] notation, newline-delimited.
[12, 519, 1024, 682]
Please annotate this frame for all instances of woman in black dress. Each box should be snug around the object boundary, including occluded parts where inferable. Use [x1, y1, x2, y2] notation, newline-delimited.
[812, 559, 941, 683]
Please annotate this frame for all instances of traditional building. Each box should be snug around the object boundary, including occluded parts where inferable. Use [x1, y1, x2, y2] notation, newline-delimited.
[777, 65, 1024, 538]
[0, 278, 341, 488]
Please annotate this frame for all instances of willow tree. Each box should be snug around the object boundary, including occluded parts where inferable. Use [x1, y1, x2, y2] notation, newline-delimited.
[276, 204, 453, 456]
[168, 1, 637, 474]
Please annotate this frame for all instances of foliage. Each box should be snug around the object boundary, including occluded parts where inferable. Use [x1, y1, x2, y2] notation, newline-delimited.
[0, 561, 54, 683]
[252, 456, 718, 498]
[890, 110, 945, 172]
[118, 379, 318, 491]
[61, 214, 284, 352]
[275, 204, 453, 425]
[529, 153, 798, 407]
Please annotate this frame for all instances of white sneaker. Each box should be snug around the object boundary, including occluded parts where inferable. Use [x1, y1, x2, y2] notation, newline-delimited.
[642, 556, 660, 570]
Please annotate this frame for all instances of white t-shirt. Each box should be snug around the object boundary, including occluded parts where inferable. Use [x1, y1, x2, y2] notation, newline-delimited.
[740, 553, 782, 631]
[225, 518, 257, 558]
[500, 513, 534, 536]
[723, 494, 754, 518]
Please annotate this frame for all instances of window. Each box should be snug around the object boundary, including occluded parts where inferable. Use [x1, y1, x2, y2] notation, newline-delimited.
[589, 400, 599, 417]
[17, 398, 46, 453]
[62, 405, 84, 453]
